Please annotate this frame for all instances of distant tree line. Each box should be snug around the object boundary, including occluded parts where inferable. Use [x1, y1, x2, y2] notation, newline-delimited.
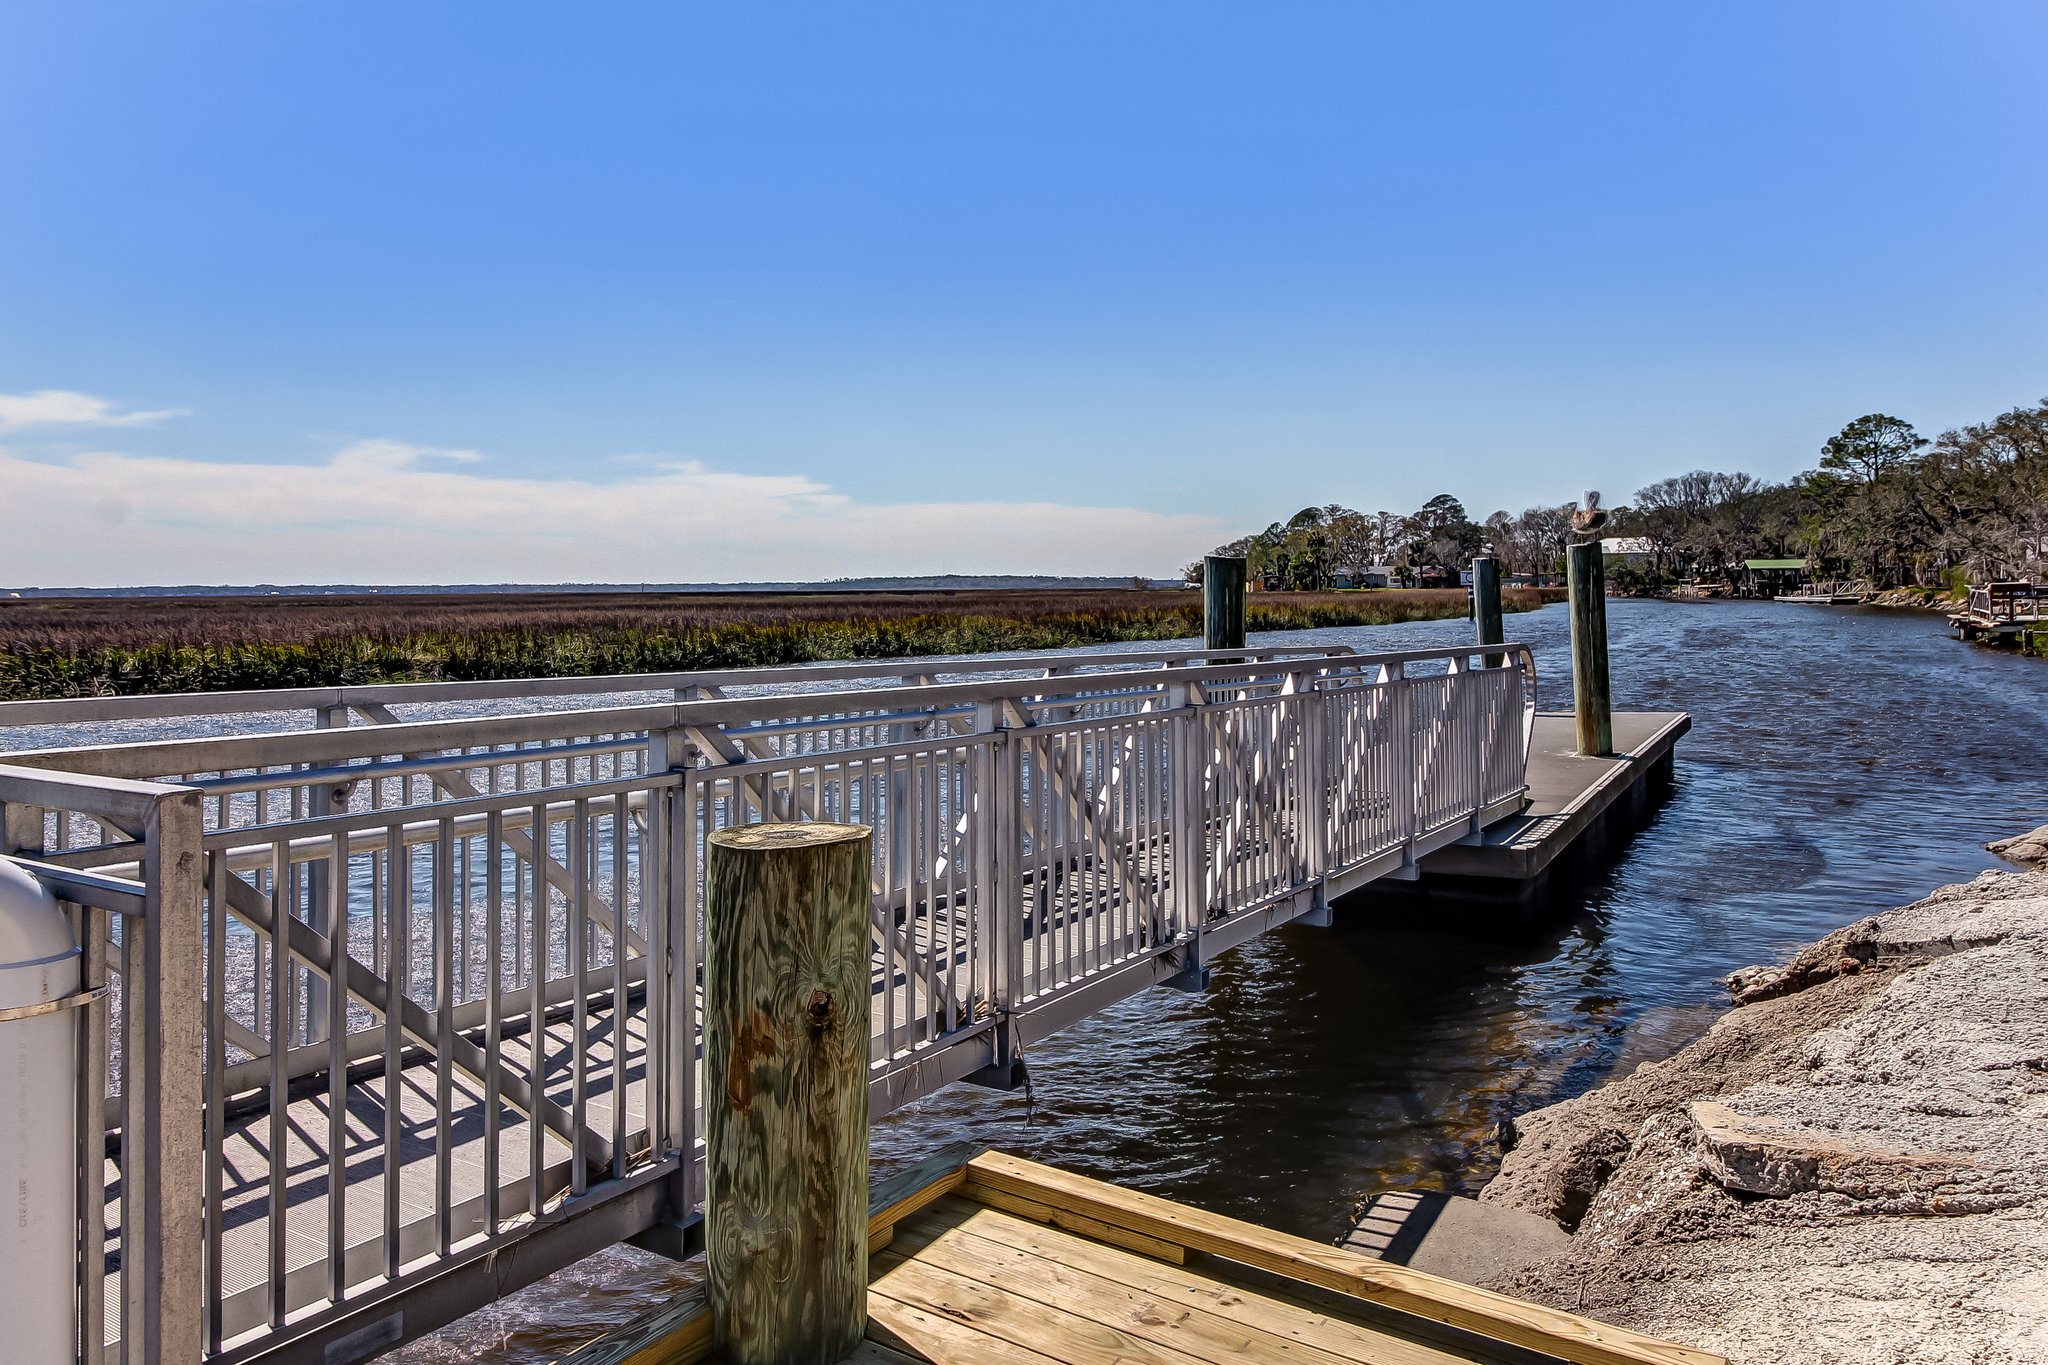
[1193, 395, 2048, 592]
[1610, 398, 2048, 590]
[1186, 495, 1574, 590]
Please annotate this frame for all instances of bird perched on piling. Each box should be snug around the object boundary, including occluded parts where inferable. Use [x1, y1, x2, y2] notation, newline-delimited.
[1570, 491, 1609, 538]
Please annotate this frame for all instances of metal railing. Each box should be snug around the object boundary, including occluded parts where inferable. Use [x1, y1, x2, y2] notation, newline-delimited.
[1962, 582, 2044, 623]
[0, 770, 204, 1365]
[0, 644, 1356, 736]
[0, 641, 1534, 1364]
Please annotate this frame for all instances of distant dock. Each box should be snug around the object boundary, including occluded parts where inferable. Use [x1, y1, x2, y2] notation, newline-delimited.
[1949, 581, 2046, 650]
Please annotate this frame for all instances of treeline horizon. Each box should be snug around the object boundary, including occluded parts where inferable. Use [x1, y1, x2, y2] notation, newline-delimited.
[1197, 395, 2048, 591]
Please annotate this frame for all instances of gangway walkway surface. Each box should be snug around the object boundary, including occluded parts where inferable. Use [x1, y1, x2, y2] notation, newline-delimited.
[1, 642, 1537, 1365]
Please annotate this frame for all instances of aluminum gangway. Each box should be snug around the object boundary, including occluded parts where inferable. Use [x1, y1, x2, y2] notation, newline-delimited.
[0, 641, 1534, 1365]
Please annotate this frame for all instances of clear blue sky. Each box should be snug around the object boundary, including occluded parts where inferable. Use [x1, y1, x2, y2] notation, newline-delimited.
[2, 2, 2043, 584]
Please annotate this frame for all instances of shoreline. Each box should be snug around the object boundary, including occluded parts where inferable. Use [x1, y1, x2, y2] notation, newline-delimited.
[1470, 833, 2048, 1364]
[1642, 588, 1964, 611]
[1866, 586, 1966, 611]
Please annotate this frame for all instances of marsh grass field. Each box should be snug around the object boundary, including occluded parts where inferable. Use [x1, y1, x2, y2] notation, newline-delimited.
[0, 586, 1564, 699]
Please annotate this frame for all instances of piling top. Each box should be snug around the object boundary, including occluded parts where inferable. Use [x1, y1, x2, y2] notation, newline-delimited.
[707, 821, 869, 851]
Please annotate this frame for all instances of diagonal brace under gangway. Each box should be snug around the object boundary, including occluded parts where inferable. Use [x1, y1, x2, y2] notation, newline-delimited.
[215, 864, 614, 1177]
[347, 702, 649, 960]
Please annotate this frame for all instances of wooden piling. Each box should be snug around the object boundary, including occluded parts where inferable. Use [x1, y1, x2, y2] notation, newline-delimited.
[1567, 541, 1613, 756]
[704, 822, 873, 1365]
[1204, 555, 1247, 653]
[1471, 554, 1503, 668]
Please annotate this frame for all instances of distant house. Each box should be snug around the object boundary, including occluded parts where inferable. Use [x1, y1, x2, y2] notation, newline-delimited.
[1333, 564, 1394, 589]
[1599, 536, 1657, 564]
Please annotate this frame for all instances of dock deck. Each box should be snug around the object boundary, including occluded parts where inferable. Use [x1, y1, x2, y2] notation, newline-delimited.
[1415, 711, 1688, 886]
[565, 1149, 1722, 1365]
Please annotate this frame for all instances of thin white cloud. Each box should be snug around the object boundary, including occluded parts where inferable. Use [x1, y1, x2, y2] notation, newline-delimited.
[0, 441, 1220, 585]
[0, 389, 189, 432]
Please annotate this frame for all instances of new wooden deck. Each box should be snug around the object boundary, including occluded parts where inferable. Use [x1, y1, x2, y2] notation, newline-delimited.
[561, 1150, 1723, 1365]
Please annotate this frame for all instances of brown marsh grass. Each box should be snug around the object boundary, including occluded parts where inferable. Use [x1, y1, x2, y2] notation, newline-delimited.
[0, 587, 1563, 699]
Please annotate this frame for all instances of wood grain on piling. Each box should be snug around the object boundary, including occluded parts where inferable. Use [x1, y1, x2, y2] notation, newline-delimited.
[705, 821, 874, 1365]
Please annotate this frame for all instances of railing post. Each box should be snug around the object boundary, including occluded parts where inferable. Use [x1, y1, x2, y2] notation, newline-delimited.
[644, 726, 702, 1245]
[1162, 686, 1194, 945]
[1462, 656, 1486, 839]
[1390, 661, 1419, 875]
[1568, 541, 1614, 756]
[1204, 555, 1247, 653]
[967, 701, 1025, 1086]
[1167, 687, 1210, 984]
[1471, 553, 1504, 670]
[1298, 669, 1333, 926]
[704, 822, 871, 1365]
[136, 787, 206, 1365]
[303, 704, 349, 1046]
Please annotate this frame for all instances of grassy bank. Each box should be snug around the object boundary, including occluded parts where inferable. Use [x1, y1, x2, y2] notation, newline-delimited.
[0, 587, 1566, 700]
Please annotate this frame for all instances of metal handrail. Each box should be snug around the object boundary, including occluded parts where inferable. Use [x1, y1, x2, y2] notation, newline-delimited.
[0, 638, 1535, 1365]
[0, 643, 1359, 729]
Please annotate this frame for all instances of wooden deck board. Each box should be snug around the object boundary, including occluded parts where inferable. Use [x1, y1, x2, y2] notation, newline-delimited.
[560, 1148, 1724, 1365]
[866, 1296, 1070, 1365]
[958, 1152, 1720, 1365]
[887, 1199, 1475, 1365]
[872, 1252, 1227, 1365]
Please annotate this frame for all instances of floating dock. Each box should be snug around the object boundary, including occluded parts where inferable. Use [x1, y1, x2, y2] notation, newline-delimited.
[564, 1148, 1723, 1365]
[1407, 710, 1689, 893]
[1774, 578, 1872, 605]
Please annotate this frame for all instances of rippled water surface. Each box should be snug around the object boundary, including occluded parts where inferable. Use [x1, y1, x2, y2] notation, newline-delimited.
[23, 601, 2048, 1362]
[865, 599, 2048, 1226]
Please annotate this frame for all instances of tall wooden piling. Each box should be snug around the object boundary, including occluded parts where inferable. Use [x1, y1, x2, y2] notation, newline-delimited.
[705, 822, 873, 1365]
[1471, 553, 1503, 668]
[1567, 541, 1613, 756]
[1205, 555, 1247, 653]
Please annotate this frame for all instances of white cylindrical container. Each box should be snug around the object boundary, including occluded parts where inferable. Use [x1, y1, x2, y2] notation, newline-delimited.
[0, 857, 82, 1365]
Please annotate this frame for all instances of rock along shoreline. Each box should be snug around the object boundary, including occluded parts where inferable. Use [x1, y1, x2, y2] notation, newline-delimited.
[1472, 828, 2048, 1365]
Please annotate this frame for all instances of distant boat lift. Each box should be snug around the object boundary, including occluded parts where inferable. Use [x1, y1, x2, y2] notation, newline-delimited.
[1776, 577, 1874, 605]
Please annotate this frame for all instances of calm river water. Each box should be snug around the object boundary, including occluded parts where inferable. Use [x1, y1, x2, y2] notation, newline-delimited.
[878, 598, 2048, 1221]
[19, 600, 2046, 1361]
